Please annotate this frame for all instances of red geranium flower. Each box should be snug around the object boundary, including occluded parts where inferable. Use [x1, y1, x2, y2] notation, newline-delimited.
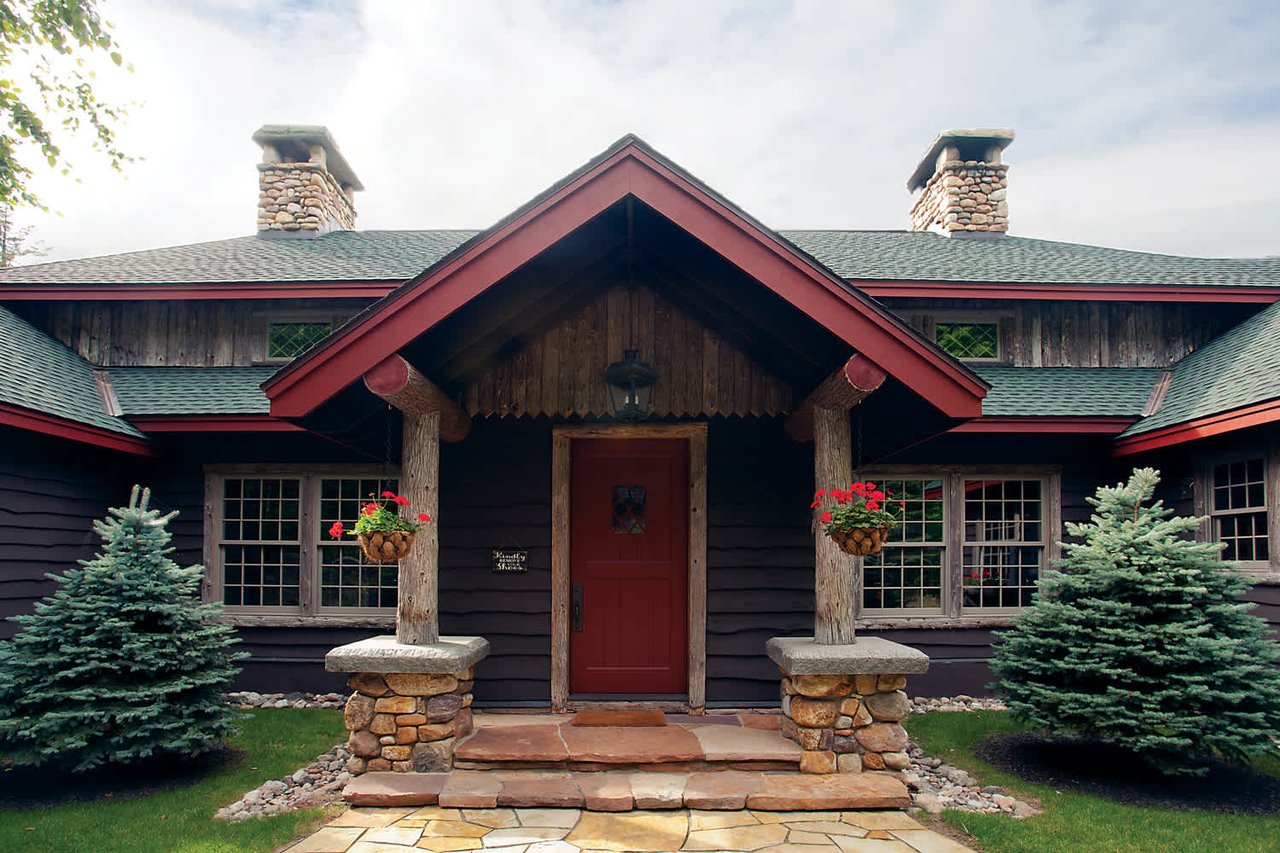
[361, 503, 378, 516]
[381, 490, 396, 498]
[814, 489, 827, 498]
[820, 511, 832, 524]
[393, 495, 410, 506]
[328, 521, 344, 538]
[417, 513, 431, 522]
[866, 500, 880, 511]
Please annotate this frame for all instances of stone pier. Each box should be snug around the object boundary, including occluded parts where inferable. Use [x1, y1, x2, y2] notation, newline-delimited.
[767, 636, 929, 775]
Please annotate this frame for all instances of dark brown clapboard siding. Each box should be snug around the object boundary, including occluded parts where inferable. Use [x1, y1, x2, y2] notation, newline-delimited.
[0, 429, 135, 637]
[884, 299, 1259, 367]
[462, 283, 794, 419]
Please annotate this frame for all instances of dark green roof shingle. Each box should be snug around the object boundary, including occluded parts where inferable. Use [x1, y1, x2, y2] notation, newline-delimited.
[109, 366, 278, 415]
[0, 307, 142, 436]
[972, 366, 1162, 418]
[1122, 301, 1280, 436]
[1, 229, 1277, 289]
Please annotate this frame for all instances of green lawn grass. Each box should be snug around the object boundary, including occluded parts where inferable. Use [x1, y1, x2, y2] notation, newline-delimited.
[0, 708, 345, 853]
[905, 711, 1280, 853]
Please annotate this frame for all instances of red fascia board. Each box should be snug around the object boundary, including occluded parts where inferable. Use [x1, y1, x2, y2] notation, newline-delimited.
[267, 149, 986, 420]
[128, 415, 304, 433]
[858, 280, 1280, 303]
[0, 281, 398, 301]
[0, 403, 154, 455]
[953, 416, 1137, 434]
[1112, 399, 1280, 456]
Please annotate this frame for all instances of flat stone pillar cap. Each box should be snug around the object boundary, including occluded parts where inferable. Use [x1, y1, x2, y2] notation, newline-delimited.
[325, 635, 489, 674]
[767, 636, 929, 675]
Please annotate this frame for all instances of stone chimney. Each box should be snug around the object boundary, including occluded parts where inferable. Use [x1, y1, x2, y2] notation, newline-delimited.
[253, 125, 363, 236]
[907, 129, 1013, 236]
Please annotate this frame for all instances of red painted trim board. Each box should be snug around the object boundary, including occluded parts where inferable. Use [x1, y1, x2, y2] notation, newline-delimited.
[0, 403, 154, 455]
[1112, 399, 1280, 456]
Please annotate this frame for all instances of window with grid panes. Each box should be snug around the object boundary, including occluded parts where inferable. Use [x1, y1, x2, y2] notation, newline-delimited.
[862, 478, 946, 612]
[318, 477, 400, 609]
[213, 471, 400, 613]
[1211, 458, 1270, 564]
[935, 322, 999, 360]
[267, 321, 332, 360]
[220, 477, 302, 607]
[962, 479, 1044, 609]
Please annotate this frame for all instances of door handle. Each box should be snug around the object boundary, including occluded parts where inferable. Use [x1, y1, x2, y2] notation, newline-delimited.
[571, 583, 584, 632]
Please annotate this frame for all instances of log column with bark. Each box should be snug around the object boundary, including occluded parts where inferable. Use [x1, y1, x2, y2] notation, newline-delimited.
[771, 354, 930, 778]
[362, 354, 470, 644]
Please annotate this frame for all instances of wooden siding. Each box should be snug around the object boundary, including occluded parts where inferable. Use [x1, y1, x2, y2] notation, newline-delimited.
[887, 299, 1258, 367]
[16, 299, 366, 366]
[0, 429, 134, 638]
[463, 283, 793, 419]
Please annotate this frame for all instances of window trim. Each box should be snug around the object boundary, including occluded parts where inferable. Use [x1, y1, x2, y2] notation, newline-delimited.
[1196, 450, 1277, 575]
[203, 464, 402, 623]
[860, 465, 1061, 620]
[901, 310, 1012, 364]
[258, 311, 344, 364]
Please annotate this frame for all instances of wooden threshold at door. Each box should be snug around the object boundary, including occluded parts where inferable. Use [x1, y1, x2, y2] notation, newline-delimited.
[566, 697, 692, 713]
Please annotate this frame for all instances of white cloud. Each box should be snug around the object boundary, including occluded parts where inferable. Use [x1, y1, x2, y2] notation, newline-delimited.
[11, 0, 1280, 262]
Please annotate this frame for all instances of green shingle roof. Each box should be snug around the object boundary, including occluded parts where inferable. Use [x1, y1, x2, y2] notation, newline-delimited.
[109, 366, 277, 415]
[0, 306, 143, 436]
[1, 229, 1278, 289]
[1121, 301, 1280, 437]
[971, 366, 1162, 418]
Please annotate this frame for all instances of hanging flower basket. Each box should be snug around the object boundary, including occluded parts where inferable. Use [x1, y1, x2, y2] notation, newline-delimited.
[357, 531, 416, 563]
[811, 482, 904, 559]
[329, 490, 431, 563]
[828, 525, 892, 557]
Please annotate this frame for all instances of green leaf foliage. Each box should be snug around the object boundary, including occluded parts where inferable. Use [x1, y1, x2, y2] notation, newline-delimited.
[992, 467, 1280, 776]
[0, 0, 133, 210]
[0, 486, 246, 772]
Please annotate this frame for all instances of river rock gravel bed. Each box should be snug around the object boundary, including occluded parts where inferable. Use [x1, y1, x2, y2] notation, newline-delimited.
[226, 691, 346, 709]
[215, 744, 352, 821]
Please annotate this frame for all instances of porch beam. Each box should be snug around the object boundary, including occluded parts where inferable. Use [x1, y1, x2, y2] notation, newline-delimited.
[813, 406, 856, 645]
[785, 354, 887, 442]
[397, 410, 440, 645]
[363, 355, 471, 443]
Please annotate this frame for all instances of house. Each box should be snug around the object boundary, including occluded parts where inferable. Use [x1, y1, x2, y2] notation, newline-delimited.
[2, 126, 1279, 713]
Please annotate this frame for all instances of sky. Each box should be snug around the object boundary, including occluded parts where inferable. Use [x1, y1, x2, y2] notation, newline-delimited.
[9, 0, 1280, 263]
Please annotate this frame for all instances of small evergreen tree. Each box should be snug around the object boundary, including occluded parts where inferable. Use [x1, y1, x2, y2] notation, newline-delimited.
[0, 487, 245, 772]
[993, 467, 1280, 775]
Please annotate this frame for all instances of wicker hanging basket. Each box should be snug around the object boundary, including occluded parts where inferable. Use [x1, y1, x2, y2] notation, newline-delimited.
[357, 531, 415, 563]
[828, 526, 891, 557]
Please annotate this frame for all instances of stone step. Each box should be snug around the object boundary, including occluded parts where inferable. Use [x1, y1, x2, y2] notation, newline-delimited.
[344, 769, 910, 811]
[453, 722, 803, 772]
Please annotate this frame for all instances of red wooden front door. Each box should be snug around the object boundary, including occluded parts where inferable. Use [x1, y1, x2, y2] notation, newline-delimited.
[570, 439, 689, 695]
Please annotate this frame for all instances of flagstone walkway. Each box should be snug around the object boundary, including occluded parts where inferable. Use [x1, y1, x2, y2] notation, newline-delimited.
[287, 805, 973, 852]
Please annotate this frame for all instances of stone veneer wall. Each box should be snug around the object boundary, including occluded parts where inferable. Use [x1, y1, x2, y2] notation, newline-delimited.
[909, 159, 1009, 234]
[257, 162, 356, 234]
[342, 668, 475, 774]
[780, 673, 911, 774]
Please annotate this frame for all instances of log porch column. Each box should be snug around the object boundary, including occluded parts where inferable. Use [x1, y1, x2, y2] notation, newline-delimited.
[787, 354, 887, 646]
[364, 355, 470, 646]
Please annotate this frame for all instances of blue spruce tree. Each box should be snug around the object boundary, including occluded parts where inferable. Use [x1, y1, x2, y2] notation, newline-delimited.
[0, 487, 245, 771]
[993, 468, 1280, 775]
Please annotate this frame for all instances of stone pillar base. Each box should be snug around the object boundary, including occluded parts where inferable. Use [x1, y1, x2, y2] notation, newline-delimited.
[766, 636, 929, 775]
[326, 635, 489, 775]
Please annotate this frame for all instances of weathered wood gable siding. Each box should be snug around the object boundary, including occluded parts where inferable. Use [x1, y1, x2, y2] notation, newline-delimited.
[887, 299, 1257, 367]
[463, 283, 793, 419]
[0, 430, 134, 638]
[17, 299, 366, 366]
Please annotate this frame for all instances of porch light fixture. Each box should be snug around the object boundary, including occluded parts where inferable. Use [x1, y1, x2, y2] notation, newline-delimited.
[604, 349, 657, 421]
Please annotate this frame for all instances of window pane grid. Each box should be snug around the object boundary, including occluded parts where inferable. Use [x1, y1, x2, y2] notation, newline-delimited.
[318, 477, 399, 609]
[268, 322, 332, 359]
[1211, 459, 1269, 563]
[962, 479, 1043, 609]
[863, 479, 945, 611]
[221, 477, 301, 607]
[935, 322, 999, 360]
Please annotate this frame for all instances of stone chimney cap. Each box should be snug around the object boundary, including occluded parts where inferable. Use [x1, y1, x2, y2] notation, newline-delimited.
[906, 129, 1014, 191]
[252, 124, 364, 191]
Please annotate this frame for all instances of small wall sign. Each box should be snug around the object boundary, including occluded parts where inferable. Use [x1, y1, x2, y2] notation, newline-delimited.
[492, 549, 529, 573]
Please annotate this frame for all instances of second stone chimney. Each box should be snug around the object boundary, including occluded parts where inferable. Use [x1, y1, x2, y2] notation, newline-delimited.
[907, 129, 1013, 236]
[253, 125, 363, 236]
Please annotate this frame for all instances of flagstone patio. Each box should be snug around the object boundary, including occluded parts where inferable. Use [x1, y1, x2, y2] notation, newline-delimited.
[288, 805, 974, 853]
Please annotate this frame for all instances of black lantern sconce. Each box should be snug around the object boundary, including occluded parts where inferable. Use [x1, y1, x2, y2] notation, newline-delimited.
[604, 349, 657, 421]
